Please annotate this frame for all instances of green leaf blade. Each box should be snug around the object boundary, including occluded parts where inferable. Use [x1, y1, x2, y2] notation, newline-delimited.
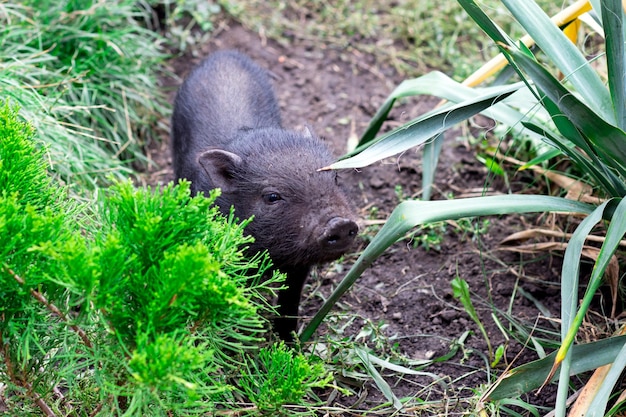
[601, 0, 626, 130]
[300, 195, 593, 342]
[501, 0, 613, 121]
[487, 335, 626, 401]
[330, 84, 520, 170]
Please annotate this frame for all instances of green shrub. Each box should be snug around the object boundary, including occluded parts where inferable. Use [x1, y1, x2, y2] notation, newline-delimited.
[0, 103, 330, 416]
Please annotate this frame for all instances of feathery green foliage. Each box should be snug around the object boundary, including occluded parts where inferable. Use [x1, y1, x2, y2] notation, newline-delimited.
[240, 342, 333, 414]
[0, 103, 331, 416]
[0, 101, 63, 208]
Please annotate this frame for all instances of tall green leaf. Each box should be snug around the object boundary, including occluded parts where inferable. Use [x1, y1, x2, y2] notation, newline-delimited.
[555, 198, 626, 379]
[501, 0, 613, 121]
[587, 339, 626, 416]
[601, 0, 626, 130]
[328, 83, 520, 170]
[356, 71, 548, 153]
[485, 335, 626, 401]
[554, 200, 612, 417]
[299, 195, 593, 342]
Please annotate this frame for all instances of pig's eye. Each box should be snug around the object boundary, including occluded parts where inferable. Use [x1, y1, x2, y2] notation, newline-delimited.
[263, 192, 283, 204]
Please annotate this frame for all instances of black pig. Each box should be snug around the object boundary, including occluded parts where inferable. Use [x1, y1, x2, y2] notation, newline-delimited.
[171, 50, 358, 341]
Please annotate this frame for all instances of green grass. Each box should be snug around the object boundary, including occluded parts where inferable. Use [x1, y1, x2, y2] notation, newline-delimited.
[0, 0, 171, 189]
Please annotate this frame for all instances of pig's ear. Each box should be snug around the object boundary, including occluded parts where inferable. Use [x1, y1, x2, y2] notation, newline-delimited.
[197, 149, 243, 193]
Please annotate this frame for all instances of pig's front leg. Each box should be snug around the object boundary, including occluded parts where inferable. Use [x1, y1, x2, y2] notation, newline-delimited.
[274, 265, 311, 342]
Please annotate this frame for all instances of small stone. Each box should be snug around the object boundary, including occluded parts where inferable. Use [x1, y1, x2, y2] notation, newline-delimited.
[370, 176, 385, 189]
[440, 309, 459, 322]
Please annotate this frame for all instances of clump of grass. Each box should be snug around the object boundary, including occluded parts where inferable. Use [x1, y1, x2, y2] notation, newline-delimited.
[0, 0, 170, 188]
[155, 0, 222, 51]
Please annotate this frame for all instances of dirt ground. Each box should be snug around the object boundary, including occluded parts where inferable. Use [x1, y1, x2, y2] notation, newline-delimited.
[147, 18, 568, 414]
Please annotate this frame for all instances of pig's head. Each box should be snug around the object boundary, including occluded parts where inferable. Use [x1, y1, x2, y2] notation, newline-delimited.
[197, 127, 358, 269]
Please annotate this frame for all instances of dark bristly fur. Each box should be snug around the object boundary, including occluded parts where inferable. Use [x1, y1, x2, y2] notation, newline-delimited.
[171, 50, 358, 341]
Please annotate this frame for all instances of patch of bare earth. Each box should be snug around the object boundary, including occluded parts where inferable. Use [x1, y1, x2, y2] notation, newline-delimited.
[147, 19, 565, 414]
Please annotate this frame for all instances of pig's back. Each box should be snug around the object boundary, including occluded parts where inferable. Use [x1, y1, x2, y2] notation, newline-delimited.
[171, 51, 282, 181]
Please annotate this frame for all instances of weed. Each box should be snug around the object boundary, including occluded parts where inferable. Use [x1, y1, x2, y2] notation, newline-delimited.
[407, 221, 447, 251]
[451, 274, 499, 364]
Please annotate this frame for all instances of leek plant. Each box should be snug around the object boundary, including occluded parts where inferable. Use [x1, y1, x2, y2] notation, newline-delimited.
[301, 1, 626, 415]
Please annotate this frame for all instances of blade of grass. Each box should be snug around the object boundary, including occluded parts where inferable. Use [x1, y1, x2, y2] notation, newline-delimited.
[586, 337, 626, 416]
[518, 148, 562, 170]
[299, 195, 594, 342]
[551, 197, 626, 388]
[452, 276, 492, 359]
[354, 347, 403, 410]
[554, 200, 611, 417]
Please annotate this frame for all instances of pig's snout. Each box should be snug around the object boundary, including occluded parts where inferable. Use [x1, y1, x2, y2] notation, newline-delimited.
[320, 217, 358, 252]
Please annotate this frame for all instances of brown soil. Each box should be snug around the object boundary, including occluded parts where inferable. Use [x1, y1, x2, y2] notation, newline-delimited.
[147, 18, 568, 414]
